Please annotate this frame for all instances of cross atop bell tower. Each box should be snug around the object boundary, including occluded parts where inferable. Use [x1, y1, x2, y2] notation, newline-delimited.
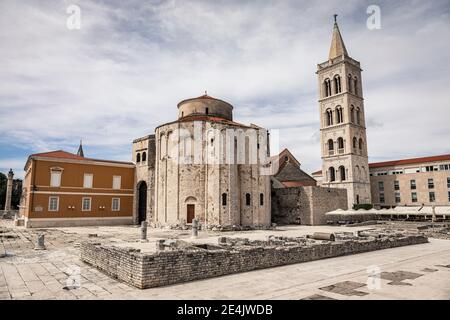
[316, 16, 372, 208]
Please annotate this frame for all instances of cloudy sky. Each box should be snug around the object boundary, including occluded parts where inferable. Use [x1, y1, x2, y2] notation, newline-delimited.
[1, 0, 449, 178]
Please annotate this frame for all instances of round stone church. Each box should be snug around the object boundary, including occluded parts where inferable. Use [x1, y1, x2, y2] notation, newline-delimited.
[133, 94, 272, 229]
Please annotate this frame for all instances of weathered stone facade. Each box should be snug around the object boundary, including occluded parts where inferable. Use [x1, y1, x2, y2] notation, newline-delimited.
[81, 233, 428, 289]
[146, 94, 272, 228]
[271, 186, 348, 225]
[132, 135, 156, 224]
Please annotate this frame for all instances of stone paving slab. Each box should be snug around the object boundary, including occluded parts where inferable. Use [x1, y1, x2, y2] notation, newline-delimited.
[1, 220, 450, 299]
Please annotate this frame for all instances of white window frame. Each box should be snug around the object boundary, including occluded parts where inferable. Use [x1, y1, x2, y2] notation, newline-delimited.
[83, 173, 93, 188]
[48, 196, 59, 212]
[112, 175, 121, 190]
[50, 170, 62, 187]
[82, 197, 92, 212]
[112, 198, 120, 211]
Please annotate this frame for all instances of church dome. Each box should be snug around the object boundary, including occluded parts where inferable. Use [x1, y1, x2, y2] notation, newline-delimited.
[177, 93, 233, 121]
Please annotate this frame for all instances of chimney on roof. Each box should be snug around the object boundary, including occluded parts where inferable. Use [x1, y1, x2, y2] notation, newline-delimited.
[77, 140, 84, 157]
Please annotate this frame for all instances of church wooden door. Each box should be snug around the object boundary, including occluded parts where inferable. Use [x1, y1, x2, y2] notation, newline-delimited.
[187, 204, 195, 223]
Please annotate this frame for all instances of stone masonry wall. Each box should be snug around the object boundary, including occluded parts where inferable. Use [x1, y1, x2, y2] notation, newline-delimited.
[310, 186, 348, 225]
[81, 234, 427, 289]
[271, 186, 347, 225]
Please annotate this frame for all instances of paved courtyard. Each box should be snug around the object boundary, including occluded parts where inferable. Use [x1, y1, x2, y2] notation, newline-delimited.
[1, 220, 449, 300]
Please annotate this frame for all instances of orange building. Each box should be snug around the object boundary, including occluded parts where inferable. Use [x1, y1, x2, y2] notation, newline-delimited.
[19, 150, 135, 228]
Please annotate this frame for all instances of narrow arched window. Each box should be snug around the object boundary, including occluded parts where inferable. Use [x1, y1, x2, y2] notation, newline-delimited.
[326, 109, 333, 126]
[348, 74, 353, 93]
[334, 75, 341, 94]
[337, 137, 344, 150]
[222, 193, 227, 206]
[356, 107, 361, 125]
[336, 106, 343, 123]
[354, 77, 358, 96]
[339, 166, 346, 181]
[353, 137, 357, 149]
[329, 167, 336, 182]
[324, 79, 331, 97]
[142, 152, 146, 162]
[206, 107, 209, 115]
[136, 153, 141, 163]
[359, 138, 364, 155]
[328, 139, 334, 151]
[350, 105, 355, 123]
[245, 193, 251, 206]
[260, 193, 264, 206]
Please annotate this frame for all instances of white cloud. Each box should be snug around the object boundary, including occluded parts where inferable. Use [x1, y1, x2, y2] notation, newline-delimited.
[0, 0, 449, 176]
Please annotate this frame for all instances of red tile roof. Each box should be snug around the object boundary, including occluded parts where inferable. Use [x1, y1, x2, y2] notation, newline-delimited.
[30, 150, 85, 160]
[310, 154, 450, 175]
[177, 94, 233, 109]
[369, 154, 450, 169]
[29, 150, 133, 165]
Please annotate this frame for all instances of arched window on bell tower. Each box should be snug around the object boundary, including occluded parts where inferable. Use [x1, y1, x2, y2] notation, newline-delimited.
[326, 109, 333, 126]
[324, 78, 332, 97]
[336, 106, 343, 123]
[337, 137, 344, 153]
[348, 74, 353, 93]
[354, 77, 358, 96]
[339, 166, 346, 181]
[356, 107, 361, 125]
[334, 75, 342, 94]
[350, 105, 355, 123]
[329, 167, 336, 182]
[327, 139, 334, 156]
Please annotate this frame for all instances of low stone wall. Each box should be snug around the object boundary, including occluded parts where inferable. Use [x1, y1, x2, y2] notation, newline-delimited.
[81, 233, 428, 289]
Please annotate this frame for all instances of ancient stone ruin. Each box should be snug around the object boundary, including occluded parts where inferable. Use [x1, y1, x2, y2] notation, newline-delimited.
[80, 230, 428, 289]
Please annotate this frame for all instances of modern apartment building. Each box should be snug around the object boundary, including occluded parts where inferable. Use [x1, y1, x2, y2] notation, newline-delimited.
[369, 154, 450, 208]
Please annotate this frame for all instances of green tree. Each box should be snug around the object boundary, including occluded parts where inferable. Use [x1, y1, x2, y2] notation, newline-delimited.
[0, 172, 22, 210]
[11, 180, 22, 209]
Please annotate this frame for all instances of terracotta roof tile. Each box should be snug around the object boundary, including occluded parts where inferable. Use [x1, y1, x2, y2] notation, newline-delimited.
[30, 150, 85, 160]
[369, 154, 450, 169]
[30, 150, 133, 165]
[311, 154, 450, 175]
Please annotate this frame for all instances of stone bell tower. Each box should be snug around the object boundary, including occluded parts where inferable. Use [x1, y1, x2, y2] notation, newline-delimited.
[316, 15, 371, 207]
